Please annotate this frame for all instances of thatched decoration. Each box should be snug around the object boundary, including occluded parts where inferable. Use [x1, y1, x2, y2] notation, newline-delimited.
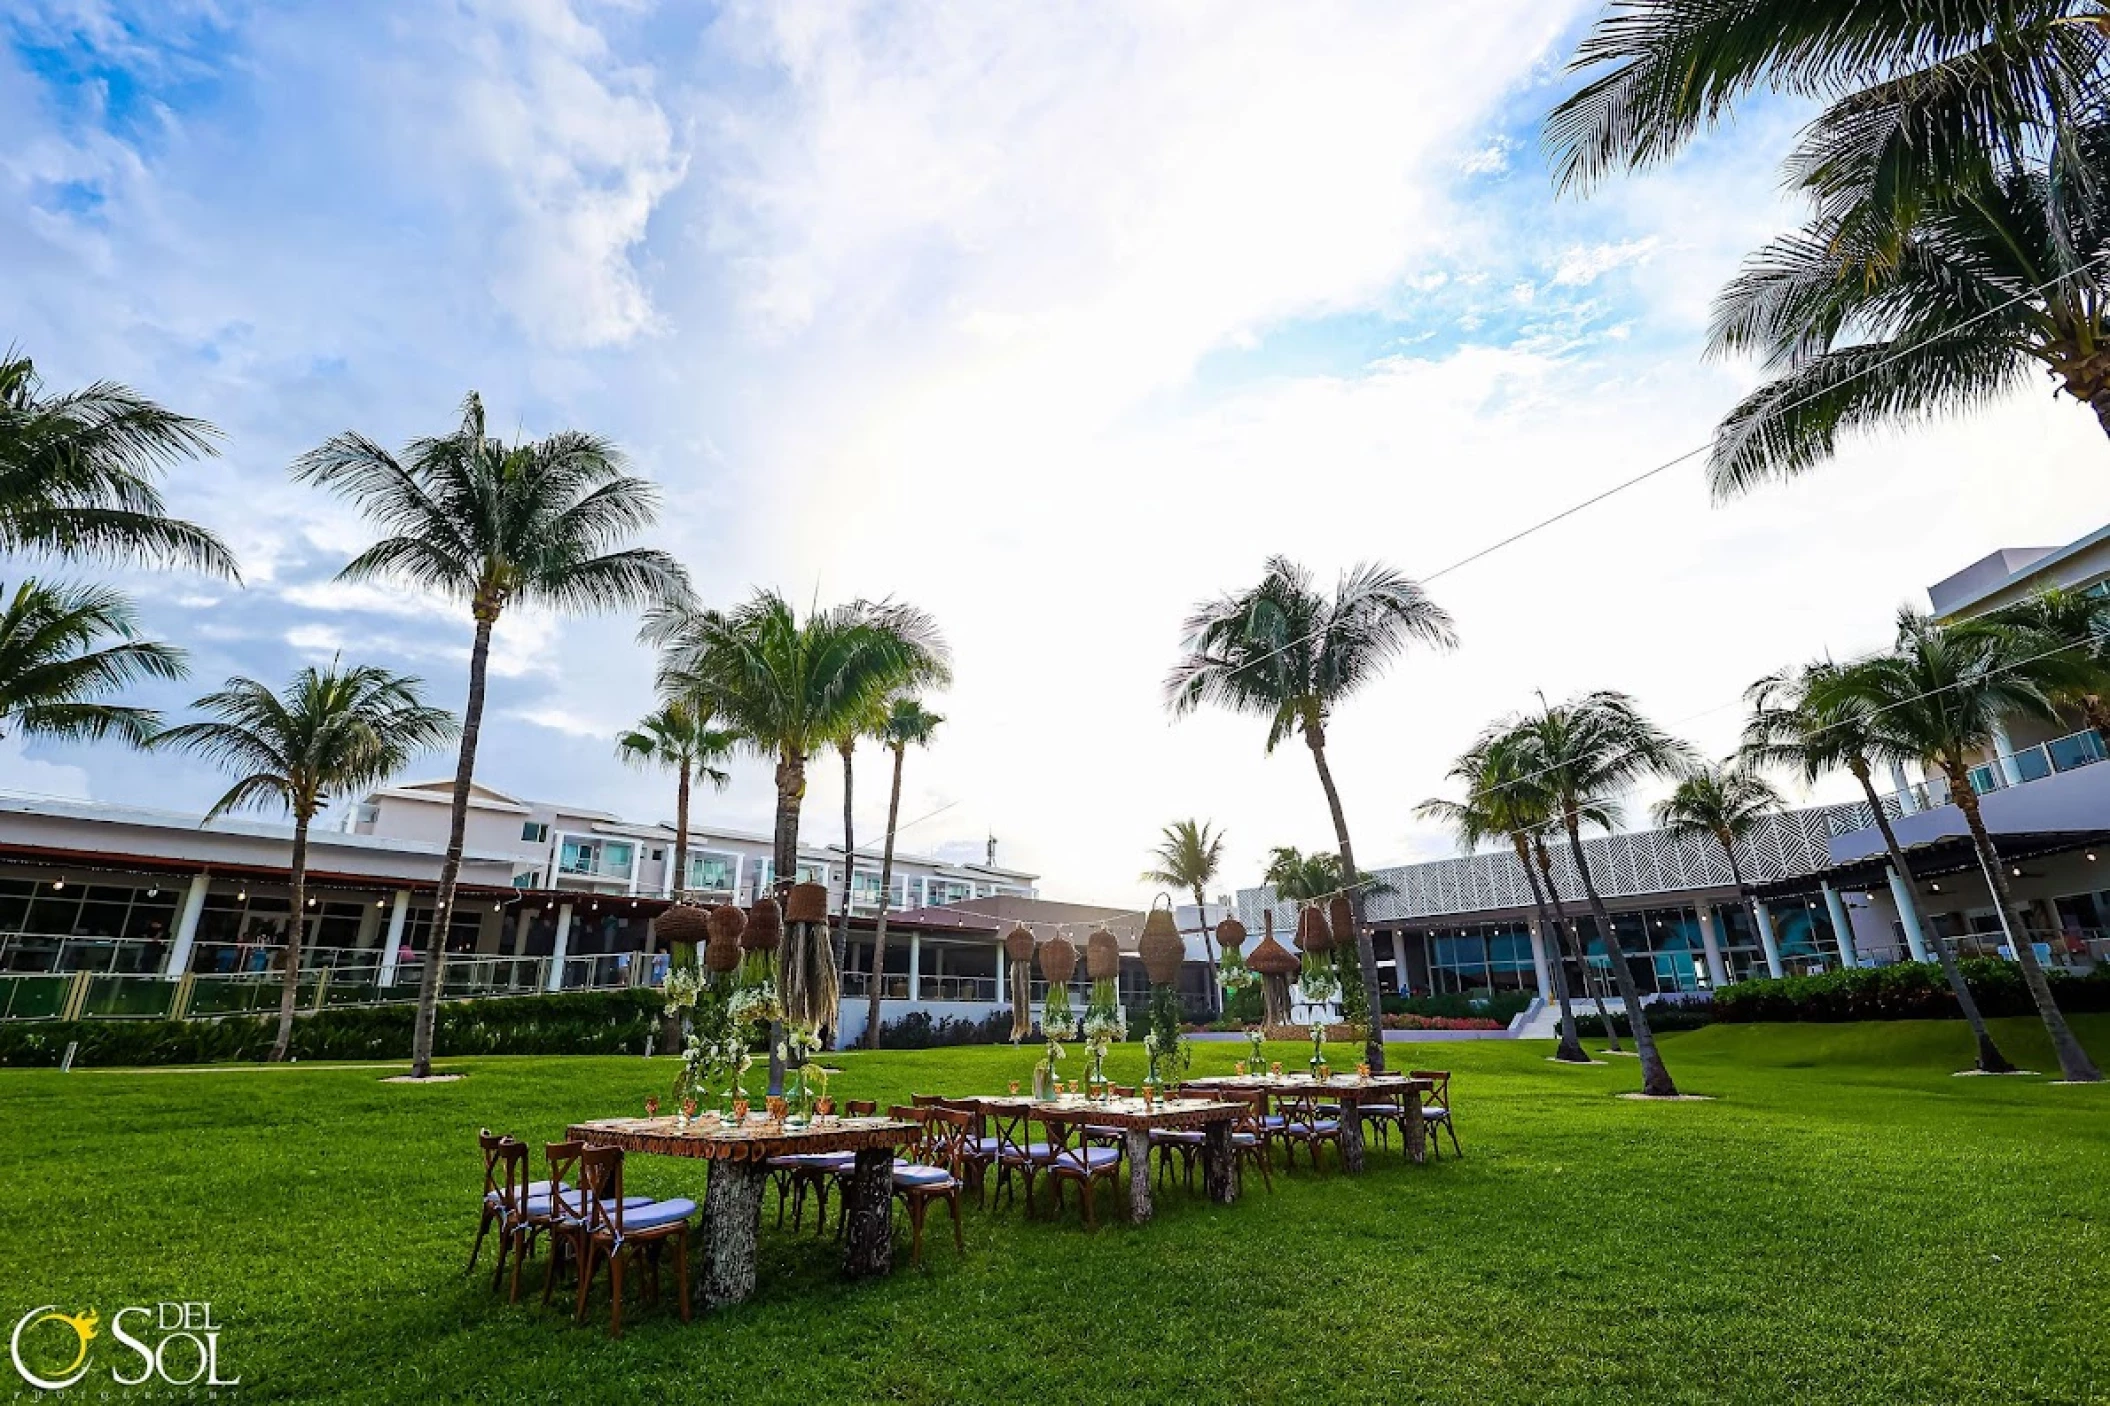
[1328, 895, 1356, 949]
[1245, 932, 1299, 977]
[1260, 970, 1293, 1027]
[1085, 928, 1121, 982]
[741, 897, 781, 952]
[1214, 916, 1247, 955]
[708, 903, 746, 945]
[1139, 903, 1185, 987]
[778, 898, 838, 1034]
[1003, 924, 1036, 962]
[1294, 905, 1333, 953]
[1009, 958, 1034, 1040]
[784, 882, 830, 925]
[1038, 933, 1078, 985]
[704, 921, 743, 974]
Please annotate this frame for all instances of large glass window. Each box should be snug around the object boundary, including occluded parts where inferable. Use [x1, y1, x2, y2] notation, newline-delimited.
[685, 850, 740, 894]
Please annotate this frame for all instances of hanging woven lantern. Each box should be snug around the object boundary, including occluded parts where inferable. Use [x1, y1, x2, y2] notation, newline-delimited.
[784, 881, 830, 926]
[1214, 915, 1248, 955]
[741, 896, 781, 952]
[1003, 924, 1036, 964]
[1248, 920, 1297, 1028]
[1328, 894, 1356, 948]
[1038, 932, 1078, 985]
[1139, 900, 1185, 987]
[657, 902, 710, 950]
[1295, 904, 1333, 953]
[1085, 928, 1121, 982]
[704, 906, 744, 974]
[1245, 932, 1299, 977]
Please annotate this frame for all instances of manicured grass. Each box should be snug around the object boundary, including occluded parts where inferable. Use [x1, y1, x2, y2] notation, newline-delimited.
[2, 1020, 2106, 1404]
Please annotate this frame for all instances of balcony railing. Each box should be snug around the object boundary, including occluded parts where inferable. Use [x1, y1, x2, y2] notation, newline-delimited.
[840, 971, 1000, 1002]
[1872, 726, 2107, 816]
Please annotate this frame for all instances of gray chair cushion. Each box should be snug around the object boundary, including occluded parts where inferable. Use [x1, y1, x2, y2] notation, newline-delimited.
[617, 1197, 698, 1232]
[1052, 1146, 1121, 1173]
[1286, 1120, 1340, 1136]
[892, 1163, 956, 1188]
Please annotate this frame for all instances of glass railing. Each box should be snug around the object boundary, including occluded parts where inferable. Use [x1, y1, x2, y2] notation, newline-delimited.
[1877, 727, 2106, 817]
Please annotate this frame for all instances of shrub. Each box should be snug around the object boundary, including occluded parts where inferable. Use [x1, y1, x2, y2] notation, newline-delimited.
[1568, 1004, 1715, 1038]
[1709, 959, 2110, 1024]
[1380, 1013, 1503, 1032]
[1380, 990, 1535, 1025]
[873, 1009, 1015, 1049]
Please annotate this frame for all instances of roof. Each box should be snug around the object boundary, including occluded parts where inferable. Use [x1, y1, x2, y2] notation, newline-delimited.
[369, 780, 539, 816]
[905, 894, 1147, 943]
[1927, 522, 2110, 618]
[1755, 828, 2110, 899]
[0, 794, 520, 864]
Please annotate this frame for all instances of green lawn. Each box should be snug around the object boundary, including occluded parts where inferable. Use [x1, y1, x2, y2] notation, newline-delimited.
[2, 1019, 2106, 1405]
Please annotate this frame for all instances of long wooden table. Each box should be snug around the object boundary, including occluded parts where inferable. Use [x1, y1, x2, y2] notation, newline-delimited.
[1185, 1074, 1431, 1171]
[960, 1095, 1246, 1224]
[568, 1113, 919, 1309]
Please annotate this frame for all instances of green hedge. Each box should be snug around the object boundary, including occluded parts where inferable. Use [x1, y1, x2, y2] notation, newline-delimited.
[1710, 958, 2110, 1024]
[0, 988, 666, 1068]
[1568, 1004, 1714, 1038]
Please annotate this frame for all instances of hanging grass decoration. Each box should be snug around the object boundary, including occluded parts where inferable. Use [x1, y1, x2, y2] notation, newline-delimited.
[1294, 903, 1341, 1004]
[1004, 925, 1037, 1040]
[733, 895, 778, 988]
[1214, 914, 1253, 992]
[1328, 894, 1356, 949]
[1038, 931, 1079, 1038]
[657, 902, 710, 973]
[1246, 910, 1298, 1028]
[1082, 927, 1125, 1044]
[1139, 896, 1185, 988]
[778, 881, 839, 1034]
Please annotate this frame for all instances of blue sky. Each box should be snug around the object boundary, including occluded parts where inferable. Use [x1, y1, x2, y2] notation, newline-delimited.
[7, 2, 2108, 901]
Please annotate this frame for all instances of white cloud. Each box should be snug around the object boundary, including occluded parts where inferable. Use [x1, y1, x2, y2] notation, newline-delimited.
[1551, 237, 1662, 286]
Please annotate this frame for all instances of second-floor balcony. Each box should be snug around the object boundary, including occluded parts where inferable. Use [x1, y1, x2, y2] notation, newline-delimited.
[1884, 727, 2107, 814]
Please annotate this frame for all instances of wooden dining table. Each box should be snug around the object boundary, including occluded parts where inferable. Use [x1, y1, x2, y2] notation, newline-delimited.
[1185, 1073, 1431, 1171]
[568, 1113, 920, 1310]
[958, 1095, 1246, 1224]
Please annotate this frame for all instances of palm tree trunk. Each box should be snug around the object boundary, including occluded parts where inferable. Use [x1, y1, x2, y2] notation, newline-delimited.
[1849, 760, 2012, 1072]
[831, 742, 855, 1049]
[658, 758, 692, 1056]
[1189, 885, 1222, 1017]
[1565, 814, 1677, 1097]
[1303, 720, 1385, 1072]
[1514, 834, 1586, 1062]
[271, 814, 311, 1063]
[864, 745, 907, 1049]
[1535, 835, 1619, 1051]
[766, 750, 805, 1096]
[411, 609, 495, 1079]
[1949, 769, 2101, 1082]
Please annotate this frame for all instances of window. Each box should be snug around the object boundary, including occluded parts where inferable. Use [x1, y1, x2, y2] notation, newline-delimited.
[650, 848, 663, 862]
[923, 878, 975, 907]
[522, 821, 549, 843]
[687, 851, 739, 894]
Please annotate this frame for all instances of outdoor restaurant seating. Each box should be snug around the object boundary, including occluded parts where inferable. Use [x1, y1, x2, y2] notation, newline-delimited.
[1411, 1070, 1461, 1158]
[1276, 1089, 1343, 1172]
[989, 1102, 1055, 1212]
[1221, 1088, 1275, 1194]
[560, 1143, 697, 1338]
[888, 1104, 971, 1264]
[1034, 1112, 1123, 1227]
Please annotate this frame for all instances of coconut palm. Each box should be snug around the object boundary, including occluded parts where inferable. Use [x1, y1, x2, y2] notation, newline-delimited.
[1984, 586, 2110, 744]
[1513, 691, 1698, 1096]
[1141, 819, 1229, 1016]
[0, 353, 237, 576]
[1169, 556, 1457, 1071]
[295, 392, 688, 1078]
[155, 663, 454, 1060]
[1827, 610, 2102, 1081]
[1744, 660, 2017, 1071]
[0, 579, 187, 746]
[1261, 846, 1344, 903]
[1417, 730, 1591, 1063]
[1704, 130, 2110, 497]
[1650, 760, 1784, 984]
[1546, 2, 2110, 236]
[617, 696, 737, 916]
[863, 698, 944, 1049]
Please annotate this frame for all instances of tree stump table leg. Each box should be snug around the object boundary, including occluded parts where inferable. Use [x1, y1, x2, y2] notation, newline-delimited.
[700, 1157, 765, 1311]
[1202, 1120, 1237, 1205]
[840, 1146, 895, 1279]
[1404, 1101, 1427, 1166]
[1124, 1128, 1154, 1225]
[1339, 1102, 1367, 1174]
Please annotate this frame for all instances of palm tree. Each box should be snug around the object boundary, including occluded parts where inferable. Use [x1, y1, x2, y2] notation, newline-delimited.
[1516, 691, 1698, 1097]
[1168, 556, 1457, 1071]
[1703, 131, 2110, 496]
[863, 698, 943, 1049]
[1984, 586, 2110, 745]
[1649, 759, 1784, 985]
[1417, 730, 1591, 1063]
[155, 663, 454, 1060]
[1828, 611, 2102, 1082]
[0, 579, 187, 746]
[295, 392, 688, 1078]
[617, 696, 737, 917]
[1744, 661, 2017, 1072]
[1141, 819, 1229, 1015]
[0, 352, 238, 576]
[1261, 846, 1343, 903]
[1546, 2, 2110, 236]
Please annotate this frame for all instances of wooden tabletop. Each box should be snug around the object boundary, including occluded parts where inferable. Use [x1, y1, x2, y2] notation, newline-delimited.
[1187, 1074, 1431, 1100]
[567, 1114, 920, 1163]
[956, 1094, 1244, 1130]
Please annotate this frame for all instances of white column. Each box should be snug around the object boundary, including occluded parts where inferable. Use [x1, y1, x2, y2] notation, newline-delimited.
[1695, 905, 1729, 987]
[1885, 865, 1931, 963]
[1990, 719, 2019, 786]
[163, 872, 211, 979]
[1525, 923, 1551, 999]
[1821, 881, 1857, 969]
[545, 901, 575, 992]
[377, 890, 410, 987]
[994, 942, 1004, 1006]
[1753, 901, 1784, 979]
[1890, 761, 1918, 816]
[1391, 930, 1412, 995]
[908, 929, 922, 1001]
[512, 906, 534, 956]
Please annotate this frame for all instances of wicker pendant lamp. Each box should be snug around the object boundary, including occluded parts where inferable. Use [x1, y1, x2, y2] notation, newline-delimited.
[704, 904, 746, 974]
[1247, 910, 1298, 1028]
[1214, 915, 1248, 956]
[1139, 897, 1185, 987]
[1328, 894, 1356, 949]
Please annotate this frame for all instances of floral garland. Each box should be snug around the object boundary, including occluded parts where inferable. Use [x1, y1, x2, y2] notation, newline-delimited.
[1040, 981, 1077, 1041]
[727, 981, 781, 1029]
[1217, 951, 1256, 993]
[1297, 950, 1341, 1006]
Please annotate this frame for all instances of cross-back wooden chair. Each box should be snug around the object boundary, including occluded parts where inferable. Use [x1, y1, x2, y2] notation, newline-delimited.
[989, 1101, 1052, 1213]
[888, 1104, 968, 1265]
[1147, 1086, 1211, 1191]
[938, 1098, 999, 1205]
[568, 1144, 696, 1339]
[468, 1128, 513, 1276]
[1035, 1112, 1122, 1227]
[1358, 1082, 1414, 1151]
[1276, 1089, 1342, 1172]
[1222, 1087, 1275, 1194]
[1410, 1070, 1461, 1157]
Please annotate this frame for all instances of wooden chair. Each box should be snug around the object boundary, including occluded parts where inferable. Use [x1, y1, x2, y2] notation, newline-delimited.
[888, 1104, 968, 1265]
[939, 1098, 999, 1206]
[1081, 1086, 1134, 1162]
[1223, 1088, 1275, 1194]
[1359, 1084, 1415, 1151]
[534, 1142, 650, 1310]
[567, 1144, 696, 1339]
[990, 1102, 1054, 1213]
[1148, 1086, 1210, 1191]
[1036, 1113, 1122, 1227]
[467, 1128, 512, 1276]
[1410, 1070, 1461, 1158]
[1277, 1090, 1343, 1172]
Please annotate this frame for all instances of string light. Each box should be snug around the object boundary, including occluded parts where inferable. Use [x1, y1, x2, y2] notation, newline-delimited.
[50, 878, 65, 891]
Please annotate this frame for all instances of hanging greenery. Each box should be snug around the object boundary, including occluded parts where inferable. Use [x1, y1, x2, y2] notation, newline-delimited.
[778, 881, 839, 1034]
[1004, 925, 1036, 1041]
[1038, 932, 1079, 1039]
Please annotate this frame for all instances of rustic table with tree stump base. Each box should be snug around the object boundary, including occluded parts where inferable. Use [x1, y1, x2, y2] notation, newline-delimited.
[567, 1114, 920, 1310]
[962, 1095, 1246, 1224]
[1185, 1074, 1431, 1171]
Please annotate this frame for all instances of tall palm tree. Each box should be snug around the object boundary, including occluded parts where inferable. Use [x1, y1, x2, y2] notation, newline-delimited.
[1169, 556, 1457, 1071]
[0, 579, 186, 746]
[1527, 826, 1622, 1053]
[1516, 691, 1698, 1097]
[1141, 819, 1229, 1016]
[1984, 586, 2110, 745]
[1649, 759, 1784, 984]
[617, 696, 737, 916]
[0, 353, 238, 576]
[1261, 846, 1343, 903]
[154, 663, 454, 1061]
[1829, 610, 2102, 1082]
[863, 698, 943, 1049]
[1546, 2, 2110, 237]
[295, 392, 689, 1078]
[1417, 730, 1591, 1063]
[1703, 130, 2110, 497]
[1744, 661, 2017, 1071]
